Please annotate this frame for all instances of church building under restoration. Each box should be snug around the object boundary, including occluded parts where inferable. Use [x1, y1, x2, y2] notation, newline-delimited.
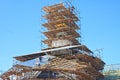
[0, 1, 105, 80]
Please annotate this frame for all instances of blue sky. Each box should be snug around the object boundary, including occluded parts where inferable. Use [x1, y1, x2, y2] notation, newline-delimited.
[0, 0, 120, 71]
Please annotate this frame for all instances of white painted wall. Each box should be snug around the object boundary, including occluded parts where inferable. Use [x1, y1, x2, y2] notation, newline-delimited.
[52, 39, 72, 47]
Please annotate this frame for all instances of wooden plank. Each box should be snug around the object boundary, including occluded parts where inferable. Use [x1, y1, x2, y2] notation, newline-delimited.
[43, 3, 65, 13]
[43, 27, 80, 39]
[43, 8, 79, 21]
[42, 21, 79, 30]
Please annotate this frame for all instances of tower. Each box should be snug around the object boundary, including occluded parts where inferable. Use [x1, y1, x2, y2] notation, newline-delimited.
[42, 2, 80, 48]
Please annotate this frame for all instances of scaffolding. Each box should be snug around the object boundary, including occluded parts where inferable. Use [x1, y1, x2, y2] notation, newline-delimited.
[101, 64, 120, 80]
[0, 1, 105, 80]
